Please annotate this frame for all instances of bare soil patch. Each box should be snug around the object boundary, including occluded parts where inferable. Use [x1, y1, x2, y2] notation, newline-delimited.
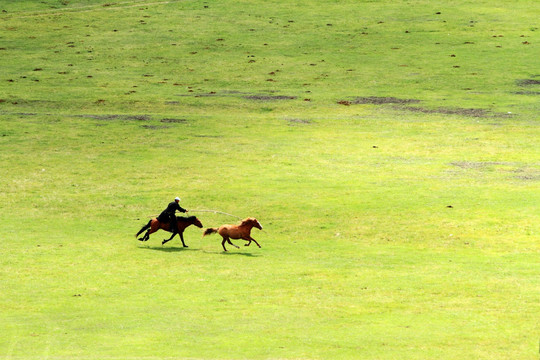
[161, 118, 187, 123]
[125, 115, 151, 121]
[77, 114, 151, 121]
[176, 92, 220, 98]
[451, 161, 539, 181]
[450, 161, 510, 169]
[514, 174, 540, 181]
[175, 91, 297, 101]
[337, 96, 510, 118]
[141, 124, 169, 130]
[244, 95, 297, 101]
[287, 118, 311, 125]
[516, 79, 540, 86]
[513, 91, 540, 95]
[399, 106, 493, 118]
[194, 134, 222, 138]
[350, 96, 421, 105]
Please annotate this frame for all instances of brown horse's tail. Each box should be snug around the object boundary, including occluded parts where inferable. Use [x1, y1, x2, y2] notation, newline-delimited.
[202, 228, 218, 237]
[136, 219, 152, 238]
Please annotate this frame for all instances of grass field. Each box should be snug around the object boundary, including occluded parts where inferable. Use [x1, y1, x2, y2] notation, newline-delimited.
[0, 0, 539, 359]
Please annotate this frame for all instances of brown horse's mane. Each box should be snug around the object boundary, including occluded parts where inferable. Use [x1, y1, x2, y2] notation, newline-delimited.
[177, 215, 197, 221]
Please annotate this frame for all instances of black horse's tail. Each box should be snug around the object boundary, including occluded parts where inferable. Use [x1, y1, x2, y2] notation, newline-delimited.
[136, 219, 152, 238]
[202, 228, 218, 237]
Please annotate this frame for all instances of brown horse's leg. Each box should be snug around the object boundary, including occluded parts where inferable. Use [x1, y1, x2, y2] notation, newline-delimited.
[227, 239, 239, 249]
[247, 236, 261, 248]
[221, 236, 228, 252]
[221, 236, 239, 251]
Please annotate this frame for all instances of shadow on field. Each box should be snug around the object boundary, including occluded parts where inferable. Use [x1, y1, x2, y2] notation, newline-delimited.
[199, 250, 261, 257]
[138, 246, 199, 253]
[220, 251, 261, 257]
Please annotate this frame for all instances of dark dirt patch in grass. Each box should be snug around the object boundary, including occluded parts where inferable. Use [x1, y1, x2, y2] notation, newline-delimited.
[78, 114, 120, 120]
[175, 91, 231, 98]
[287, 118, 312, 125]
[514, 174, 540, 181]
[6, 112, 40, 116]
[194, 92, 219, 97]
[337, 96, 511, 118]
[193, 134, 222, 138]
[125, 115, 151, 121]
[161, 118, 187, 123]
[513, 91, 540, 95]
[1, 112, 189, 125]
[77, 114, 151, 121]
[514, 78, 540, 95]
[175, 91, 296, 101]
[141, 124, 169, 130]
[398, 106, 497, 118]
[450, 161, 510, 169]
[451, 161, 539, 181]
[516, 79, 540, 86]
[350, 96, 421, 105]
[244, 95, 297, 101]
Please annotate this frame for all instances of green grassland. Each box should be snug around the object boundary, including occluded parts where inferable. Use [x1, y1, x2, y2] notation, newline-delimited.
[0, 0, 539, 359]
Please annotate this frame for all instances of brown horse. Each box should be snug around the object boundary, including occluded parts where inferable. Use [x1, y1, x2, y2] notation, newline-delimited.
[136, 216, 203, 247]
[203, 217, 263, 251]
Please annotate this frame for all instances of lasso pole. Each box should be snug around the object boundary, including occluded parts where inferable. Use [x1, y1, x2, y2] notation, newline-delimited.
[189, 209, 242, 220]
[146, 210, 242, 220]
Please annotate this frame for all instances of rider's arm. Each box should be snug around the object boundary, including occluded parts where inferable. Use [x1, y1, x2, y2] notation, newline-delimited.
[175, 202, 187, 213]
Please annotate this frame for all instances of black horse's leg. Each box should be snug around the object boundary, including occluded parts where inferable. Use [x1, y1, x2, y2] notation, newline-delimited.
[142, 230, 150, 242]
[179, 232, 188, 248]
[162, 231, 176, 245]
[138, 230, 148, 241]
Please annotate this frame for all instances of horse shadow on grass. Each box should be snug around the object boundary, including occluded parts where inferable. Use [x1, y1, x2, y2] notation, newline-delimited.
[223, 250, 261, 257]
[138, 245, 200, 253]
[201, 250, 261, 257]
[137, 244, 261, 257]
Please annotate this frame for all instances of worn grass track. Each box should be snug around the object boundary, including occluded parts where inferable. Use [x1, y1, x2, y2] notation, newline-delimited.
[0, 0, 539, 359]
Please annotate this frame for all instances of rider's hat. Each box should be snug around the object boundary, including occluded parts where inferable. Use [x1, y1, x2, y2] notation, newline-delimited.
[175, 197, 181, 201]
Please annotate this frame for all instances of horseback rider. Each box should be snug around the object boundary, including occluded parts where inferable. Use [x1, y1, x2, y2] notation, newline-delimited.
[158, 197, 187, 234]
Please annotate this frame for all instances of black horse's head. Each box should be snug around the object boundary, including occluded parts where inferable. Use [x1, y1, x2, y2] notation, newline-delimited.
[177, 215, 203, 228]
[189, 216, 203, 228]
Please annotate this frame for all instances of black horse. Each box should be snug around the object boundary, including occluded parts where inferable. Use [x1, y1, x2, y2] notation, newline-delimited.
[136, 216, 203, 247]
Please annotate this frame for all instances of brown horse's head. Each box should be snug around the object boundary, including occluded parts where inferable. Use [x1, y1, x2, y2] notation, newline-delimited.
[243, 217, 262, 230]
[190, 216, 204, 228]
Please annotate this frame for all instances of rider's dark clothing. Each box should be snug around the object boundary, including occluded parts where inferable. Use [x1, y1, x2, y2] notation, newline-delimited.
[158, 201, 186, 233]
